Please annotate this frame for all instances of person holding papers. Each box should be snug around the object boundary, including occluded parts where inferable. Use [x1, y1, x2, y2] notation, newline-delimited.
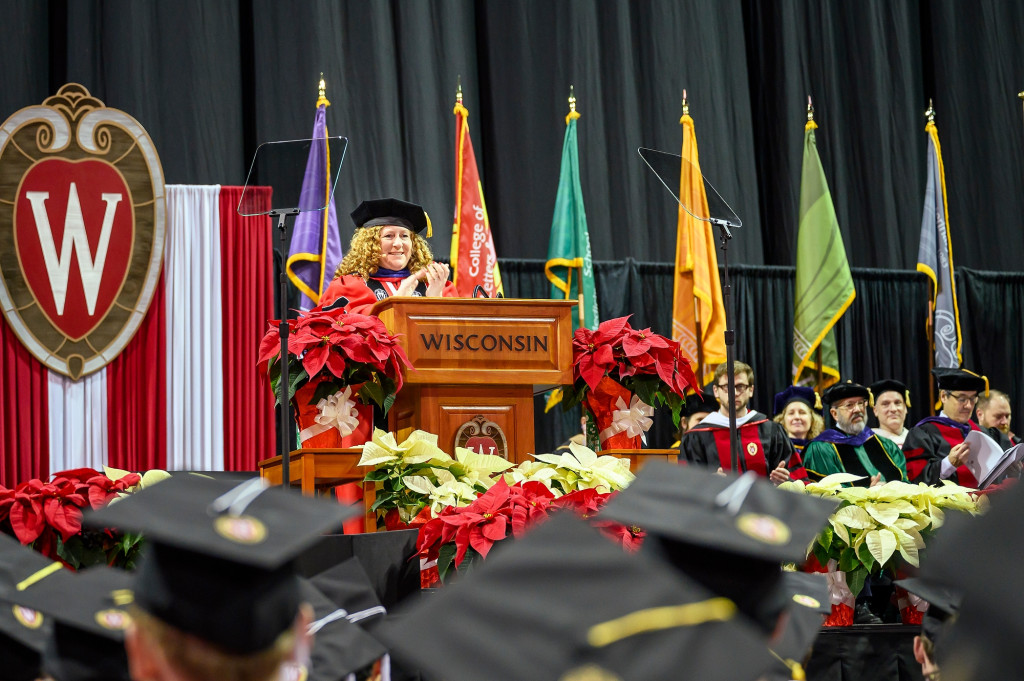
[903, 368, 1013, 487]
[801, 381, 907, 485]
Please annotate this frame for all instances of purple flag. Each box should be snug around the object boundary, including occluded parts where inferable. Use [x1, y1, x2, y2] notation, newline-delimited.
[287, 103, 342, 309]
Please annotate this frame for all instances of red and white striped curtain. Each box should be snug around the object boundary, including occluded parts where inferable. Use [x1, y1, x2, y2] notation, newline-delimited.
[0, 185, 275, 485]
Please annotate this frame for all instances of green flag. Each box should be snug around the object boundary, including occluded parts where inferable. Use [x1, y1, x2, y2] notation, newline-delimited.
[545, 110, 598, 331]
[792, 119, 855, 388]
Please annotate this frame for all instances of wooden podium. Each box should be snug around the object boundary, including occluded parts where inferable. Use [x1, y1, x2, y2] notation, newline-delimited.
[372, 298, 576, 463]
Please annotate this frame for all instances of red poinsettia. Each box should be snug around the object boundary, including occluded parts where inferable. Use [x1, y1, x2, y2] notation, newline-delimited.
[258, 303, 412, 410]
[1, 468, 145, 568]
[564, 315, 699, 429]
[415, 482, 646, 584]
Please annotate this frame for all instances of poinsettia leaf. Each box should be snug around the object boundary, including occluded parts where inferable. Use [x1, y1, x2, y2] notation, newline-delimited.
[847, 566, 869, 597]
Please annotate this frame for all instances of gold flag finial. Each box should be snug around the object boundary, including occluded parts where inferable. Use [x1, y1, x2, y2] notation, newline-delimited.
[925, 98, 935, 122]
[566, 85, 580, 123]
[682, 88, 689, 116]
[456, 75, 463, 106]
[316, 72, 330, 107]
[1019, 91, 1024, 99]
[806, 96, 814, 122]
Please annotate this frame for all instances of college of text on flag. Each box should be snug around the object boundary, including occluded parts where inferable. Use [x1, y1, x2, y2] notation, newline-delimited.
[450, 89, 503, 298]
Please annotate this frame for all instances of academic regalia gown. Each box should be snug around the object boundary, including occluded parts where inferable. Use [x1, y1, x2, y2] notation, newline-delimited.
[679, 411, 800, 478]
[321, 273, 459, 315]
[802, 428, 907, 485]
[903, 416, 1012, 487]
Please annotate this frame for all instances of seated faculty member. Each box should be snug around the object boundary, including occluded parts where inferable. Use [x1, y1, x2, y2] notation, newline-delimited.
[870, 378, 912, 447]
[802, 381, 907, 485]
[679, 362, 798, 484]
[976, 388, 1019, 445]
[320, 198, 457, 314]
[903, 367, 1012, 487]
[84, 476, 360, 681]
[772, 385, 824, 455]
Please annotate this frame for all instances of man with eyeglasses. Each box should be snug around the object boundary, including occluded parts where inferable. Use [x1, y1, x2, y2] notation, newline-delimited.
[679, 361, 800, 484]
[801, 381, 907, 486]
[903, 367, 1012, 486]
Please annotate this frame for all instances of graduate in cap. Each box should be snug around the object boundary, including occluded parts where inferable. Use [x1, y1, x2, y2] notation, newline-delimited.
[0, 534, 54, 681]
[320, 198, 457, 314]
[892, 577, 960, 681]
[14, 565, 135, 681]
[380, 513, 775, 681]
[598, 461, 837, 676]
[83, 475, 361, 681]
[683, 388, 720, 434]
[903, 367, 1012, 486]
[869, 379, 912, 447]
[679, 362, 799, 485]
[801, 381, 907, 486]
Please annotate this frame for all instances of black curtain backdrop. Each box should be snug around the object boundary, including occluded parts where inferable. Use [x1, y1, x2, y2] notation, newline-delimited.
[3, 0, 1024, 449]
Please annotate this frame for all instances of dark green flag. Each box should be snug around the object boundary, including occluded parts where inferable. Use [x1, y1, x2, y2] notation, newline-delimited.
[545, 110, 598, 331]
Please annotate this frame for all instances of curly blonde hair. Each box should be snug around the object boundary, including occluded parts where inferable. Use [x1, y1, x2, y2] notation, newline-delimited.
[335, 225, 434, 279]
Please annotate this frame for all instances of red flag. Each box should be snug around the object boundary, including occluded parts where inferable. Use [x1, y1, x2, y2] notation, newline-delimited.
[451, 96, 503, 298]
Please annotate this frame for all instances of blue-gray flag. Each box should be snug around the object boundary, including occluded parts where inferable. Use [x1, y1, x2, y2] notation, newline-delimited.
[916, 120, 961, 368]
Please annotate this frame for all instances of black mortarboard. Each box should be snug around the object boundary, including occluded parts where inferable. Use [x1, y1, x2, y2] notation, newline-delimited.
[821, 380, 870, 406]
[297, 530, 420, 610]
[868, 378, 911, 409]
[772, 572, 830, 663]
[893, 577, 961, 649]
[84, 475, 358, 654]
[0, 533, 57, 681]
[380, 513, 772, 681]
[684, 390, 719, 417]
[279, 578, 386, 681]
[599, 463, 836, 633]
[14, 565, 133, 681]
[773, 386, 822, 416]
[0, 532, 60, 600]
[600, 462, 836, 564]
[308, 558, 387, 625]
[350, 198, 430, 235]
[931, 367, 989, 395]
[0, 596, 50, 681]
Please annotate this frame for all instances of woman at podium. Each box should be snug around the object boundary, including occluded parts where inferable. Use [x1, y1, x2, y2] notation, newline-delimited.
[321, 198, 457, 314]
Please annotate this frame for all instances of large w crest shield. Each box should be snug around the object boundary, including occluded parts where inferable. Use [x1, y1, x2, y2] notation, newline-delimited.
[0, 84, 165, 379]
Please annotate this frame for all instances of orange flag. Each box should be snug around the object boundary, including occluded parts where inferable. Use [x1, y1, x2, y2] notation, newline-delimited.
[672, 106, 726, 383]
[451, 91, 503, 298]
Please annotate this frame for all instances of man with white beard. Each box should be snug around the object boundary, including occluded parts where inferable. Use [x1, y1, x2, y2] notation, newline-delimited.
[801, 381, 907, 486]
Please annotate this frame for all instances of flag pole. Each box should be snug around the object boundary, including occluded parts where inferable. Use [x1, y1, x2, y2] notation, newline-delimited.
[568, 85, 586, 329]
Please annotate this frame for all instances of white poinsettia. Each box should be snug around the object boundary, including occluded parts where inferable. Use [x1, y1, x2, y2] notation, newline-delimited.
[357, 428, 452, 467]
[789, 470, 986, 573]
[533, 441, 634, 493]
[103, 465, 171, 495]
[504, 460, 560, 491]
[402, 468, 480, 515]
[449, 446, 514, 478]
